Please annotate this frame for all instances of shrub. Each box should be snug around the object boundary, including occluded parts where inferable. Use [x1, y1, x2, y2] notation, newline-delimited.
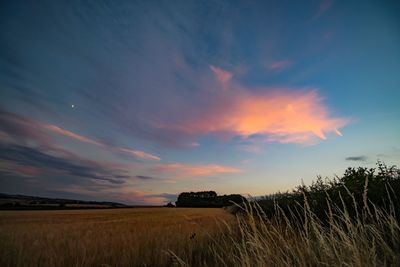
[257, 161, 400, 224]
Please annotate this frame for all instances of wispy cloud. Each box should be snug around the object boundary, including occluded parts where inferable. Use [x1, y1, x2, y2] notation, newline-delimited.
[135, 175, 159, 180]
[48, 186, 174, 205]
[0, 2, 347, 151]
[116, 148, 160, 161]
[267, 60, 294, 72]
[0, 109, 160, 161]
[0, 109, 245, 203]
[209, 65, 233, 84]
[345, 156, 368, 162]
[313, 0, 334, 20]
[44, 124, 160, 160]
[0, 130, 171, 205]
[44, 125, 103, 146]
[0, 143, 130, 184]
[0, 162, 43, 177]
[0, 110, 54, 148]
[152, 163, 242, 178]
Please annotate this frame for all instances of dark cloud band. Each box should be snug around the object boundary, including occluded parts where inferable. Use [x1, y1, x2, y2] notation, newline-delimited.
[345, 156, 367, 162]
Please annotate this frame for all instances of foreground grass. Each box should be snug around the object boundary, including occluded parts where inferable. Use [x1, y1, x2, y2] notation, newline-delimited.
[0, 208, 232, 267]
[211, 201, 400, 267]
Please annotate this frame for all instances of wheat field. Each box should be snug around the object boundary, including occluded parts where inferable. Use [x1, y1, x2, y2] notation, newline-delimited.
[1, 202, 399, 267]
[0, 208, 233, 267]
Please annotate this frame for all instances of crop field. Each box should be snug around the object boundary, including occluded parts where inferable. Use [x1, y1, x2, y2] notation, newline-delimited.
[0, 208, 233, 267]
[1, 173, 400, 267]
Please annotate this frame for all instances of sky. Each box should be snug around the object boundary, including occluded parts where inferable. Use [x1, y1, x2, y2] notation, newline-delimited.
[0, 0, 399, 205]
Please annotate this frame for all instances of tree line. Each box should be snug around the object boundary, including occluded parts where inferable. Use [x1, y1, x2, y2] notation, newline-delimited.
[256, 161, 400, 223]
[175, 191, 245, 207]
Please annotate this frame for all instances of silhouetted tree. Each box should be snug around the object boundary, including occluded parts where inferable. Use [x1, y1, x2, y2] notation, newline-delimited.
[175, 191, 246, 207]
[164, 202, 175, 207]
[256, 161, 400, 223]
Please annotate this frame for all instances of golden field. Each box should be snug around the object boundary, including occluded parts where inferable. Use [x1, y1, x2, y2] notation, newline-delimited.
[0, 208, 233, 267]
[1, 201, 399, 267]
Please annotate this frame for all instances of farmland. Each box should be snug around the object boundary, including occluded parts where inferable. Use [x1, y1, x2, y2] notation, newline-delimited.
[0, 208, 233, 267]
[1, 165, 400, 267]
[1, 195, 400, 266]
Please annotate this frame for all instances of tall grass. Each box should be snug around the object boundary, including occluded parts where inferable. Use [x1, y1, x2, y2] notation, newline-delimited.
[193, 163, 400, 266]
[201, 189, 400, 267]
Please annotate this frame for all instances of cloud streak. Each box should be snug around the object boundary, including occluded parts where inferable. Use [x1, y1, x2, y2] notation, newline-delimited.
[345, 156, 368, 162]
[152, 163, 241, 177]
[267, 61, 294, 72]
[0, 110, 160, 161]
[210, 65, 233, 84]
[44, 124, 160, 160]
[135, 175, 159, 180]
[313, 0, 334, 20]
[0, 143, 130, 184]
[44, 125, 103, 147]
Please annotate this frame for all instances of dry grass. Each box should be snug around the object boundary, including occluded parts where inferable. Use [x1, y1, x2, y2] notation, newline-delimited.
[0, 207, 233, 267]
[209, 200, 400, 267]
[1, 200, 399, 267]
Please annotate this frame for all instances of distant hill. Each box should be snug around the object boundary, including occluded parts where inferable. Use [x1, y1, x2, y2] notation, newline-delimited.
[0, 193, 126, 210]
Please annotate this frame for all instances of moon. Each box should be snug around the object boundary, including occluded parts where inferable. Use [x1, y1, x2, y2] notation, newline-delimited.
[71, 104, 75, 108]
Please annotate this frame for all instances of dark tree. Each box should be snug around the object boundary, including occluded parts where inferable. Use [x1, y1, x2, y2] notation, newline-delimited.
[175, 191, 245, 207]
[256, 161, 400, 223]
[164, 202, 175, 207]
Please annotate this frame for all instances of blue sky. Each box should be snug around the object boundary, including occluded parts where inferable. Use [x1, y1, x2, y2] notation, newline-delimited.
[0, 0, 399, 204]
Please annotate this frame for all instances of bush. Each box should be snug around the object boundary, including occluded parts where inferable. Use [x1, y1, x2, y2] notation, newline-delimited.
[257, 161, 400, 224]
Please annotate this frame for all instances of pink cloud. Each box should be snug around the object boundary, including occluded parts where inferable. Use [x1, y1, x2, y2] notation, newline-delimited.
[0, 110, 54, 147]
[57, 185, 174, 205]
[267, 60, 294, 71]
[43, 124, 160, 161]
[44, 124, 160, 160]
[152, 163, 242, 177]
[155, 66, 350, 145]
[44, 125, 103, 146]
[0, 110, 160, 161]
[117, 147, 160, 161]
[15, 165, 43, 176]
[210, 65, 233, 84]
[0, 161, 43, 177]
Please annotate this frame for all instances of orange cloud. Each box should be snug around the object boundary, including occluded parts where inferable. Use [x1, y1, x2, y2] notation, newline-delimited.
[158, 67, 350, 145]
[226, 90, 348, 141]
[152, 163, 242, 177]
[44, 124, 160, 161]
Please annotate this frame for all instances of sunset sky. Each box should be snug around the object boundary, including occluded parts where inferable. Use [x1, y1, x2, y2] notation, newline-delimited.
[1, 0, 399, 204]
